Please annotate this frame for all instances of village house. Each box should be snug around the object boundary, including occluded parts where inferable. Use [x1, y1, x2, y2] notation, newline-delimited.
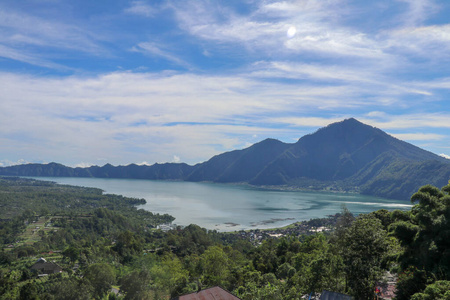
[172, 286, 241, 300]
[30, 258, 63, 275]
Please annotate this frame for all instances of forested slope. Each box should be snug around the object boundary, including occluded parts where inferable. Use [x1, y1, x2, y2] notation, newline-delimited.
[1, 177, 450, 299]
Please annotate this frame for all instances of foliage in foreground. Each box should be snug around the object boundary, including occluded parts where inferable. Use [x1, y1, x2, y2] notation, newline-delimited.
[1, 177, 450, 299]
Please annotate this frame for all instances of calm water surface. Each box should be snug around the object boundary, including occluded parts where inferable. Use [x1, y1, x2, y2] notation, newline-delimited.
[32, 177, 412, 231]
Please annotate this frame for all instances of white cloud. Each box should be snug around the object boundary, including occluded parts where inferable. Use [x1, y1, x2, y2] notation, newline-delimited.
[386, 24, 450, 62]
[390, 133, 445, 141]
[0, 159, 29, 167]
[168, 0, 450, 71]
[284, 28, 386, 59]
[170, 2, 292, 43]
[1, 1, 450, 165]
[439, 153, 450, 159]
[131, 42, 191, 68]
[172, 155, 181, 163]
[415, 77, 450, 89]
[170, 0, 388, 60]
[366, 111, 388, 118]
[0, 71, 313, 164]
[0, 44, 69, 70]
[0, 5, 105, 68]
[74, 162, 94, 168]
[267, 116, 345, 127]
[360, 114, 450, 129]
[124, 1, 156, 17]
[0, 9, 102, 53]
[396, 0, 438, 26]
[1, 64, 449, 165]
[251, 61, 379, 83]
[167, 0, 450, 81]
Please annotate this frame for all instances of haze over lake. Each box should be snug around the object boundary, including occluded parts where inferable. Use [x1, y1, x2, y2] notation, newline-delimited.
[32, 177, 412, 231]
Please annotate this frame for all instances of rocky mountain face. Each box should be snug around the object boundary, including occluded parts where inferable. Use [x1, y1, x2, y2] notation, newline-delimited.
[2, 118, 449, 200]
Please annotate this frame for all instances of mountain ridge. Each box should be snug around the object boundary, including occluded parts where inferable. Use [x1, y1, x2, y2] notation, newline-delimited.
[1, 118, 449, 200]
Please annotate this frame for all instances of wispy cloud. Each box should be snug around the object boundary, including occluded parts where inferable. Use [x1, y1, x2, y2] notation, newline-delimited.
[0, 5, 105, 68]
[387, 24, 450, 60]
[0, 8, 102, 52]
[390, 133, 445, 141]
[414, 77, 450, 89]
[1, 1, 450, 165]
[250, 61, 380, 83]
[2, 68, 449, 165]
[396, 0, 438, 26]
[265, 116, 346, 128]
[131, 42, 191, 69]
[168, 0, 450, 76]
[170, 0, 388, 60]
[124, 1, 156, 17]
[361, 113, 450, 129]
[0, 44, 69, 70]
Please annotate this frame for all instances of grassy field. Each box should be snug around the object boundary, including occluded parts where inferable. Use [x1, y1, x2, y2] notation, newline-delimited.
[18, 216, 59, 246]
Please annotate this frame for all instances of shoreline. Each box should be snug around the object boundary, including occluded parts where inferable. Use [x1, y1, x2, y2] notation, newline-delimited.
[12, 176, 410, 233]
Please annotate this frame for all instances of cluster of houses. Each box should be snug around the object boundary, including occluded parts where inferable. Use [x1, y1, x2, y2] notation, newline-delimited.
[236, 223, 331, 245]
[157, 223, 179, 232]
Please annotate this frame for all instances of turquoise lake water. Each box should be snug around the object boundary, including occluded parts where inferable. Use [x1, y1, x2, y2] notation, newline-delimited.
[31, 177, 412, 231]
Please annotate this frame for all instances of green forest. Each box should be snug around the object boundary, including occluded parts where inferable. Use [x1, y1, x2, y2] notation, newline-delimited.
[1, 177, 450, 300]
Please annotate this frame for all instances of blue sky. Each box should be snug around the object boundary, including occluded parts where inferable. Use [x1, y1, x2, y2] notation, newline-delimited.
[1, 0, 450, 167]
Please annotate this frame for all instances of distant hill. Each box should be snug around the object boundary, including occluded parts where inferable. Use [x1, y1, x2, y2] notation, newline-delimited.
[0, 162, 194, 180]
[1, 118, 449, 200]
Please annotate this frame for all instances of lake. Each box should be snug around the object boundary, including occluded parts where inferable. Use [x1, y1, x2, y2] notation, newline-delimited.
[31, 177, 412, 231]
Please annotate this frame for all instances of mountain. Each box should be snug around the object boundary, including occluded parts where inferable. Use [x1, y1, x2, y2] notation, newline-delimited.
[0, 162, 194, 180]
[1, 118, 449, 200]
[186, 138, 289, 183]
[249, 118, 445, 180]
[247, 118, 450, 199]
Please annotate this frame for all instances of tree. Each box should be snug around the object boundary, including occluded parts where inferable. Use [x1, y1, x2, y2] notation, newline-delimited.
[19, 282, 40, 300]
[63, 246, 80, 263]
[47, 277, 93, 300]
[113, 230, 144, 262]
[335, 205, 355, 234]
[411, 280, 450, 300]
[341, 215, 389, 300]
[289, 234, 344, 295]
[252, 239, 279, 274]
[396, 267, 427, 300]
[84, 263, 116, 299]
[329, 205, 354, 246]
[199, 246, 230, 288]
[120, 269, 152, 300]
[392, 183, 450, 299]
[150, 253, 189, 297]
[234, 270, 283, 300]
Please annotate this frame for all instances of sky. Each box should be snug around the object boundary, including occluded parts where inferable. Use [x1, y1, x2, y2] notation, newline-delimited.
[1, 0, 450, 167]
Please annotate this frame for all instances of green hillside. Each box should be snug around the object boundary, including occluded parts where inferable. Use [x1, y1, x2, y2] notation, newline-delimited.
[2, 177, 450, 299]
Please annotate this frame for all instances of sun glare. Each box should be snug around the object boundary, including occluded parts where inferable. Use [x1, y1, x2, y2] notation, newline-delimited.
[287, 26, 297, 38]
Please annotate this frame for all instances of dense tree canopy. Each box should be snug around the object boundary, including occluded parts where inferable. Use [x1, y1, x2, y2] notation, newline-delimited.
[392, 182, 450, 299]
[1, 177, 450, 299]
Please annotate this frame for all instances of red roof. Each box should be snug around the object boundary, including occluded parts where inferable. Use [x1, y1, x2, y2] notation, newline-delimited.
[175, 286, 241, 300]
